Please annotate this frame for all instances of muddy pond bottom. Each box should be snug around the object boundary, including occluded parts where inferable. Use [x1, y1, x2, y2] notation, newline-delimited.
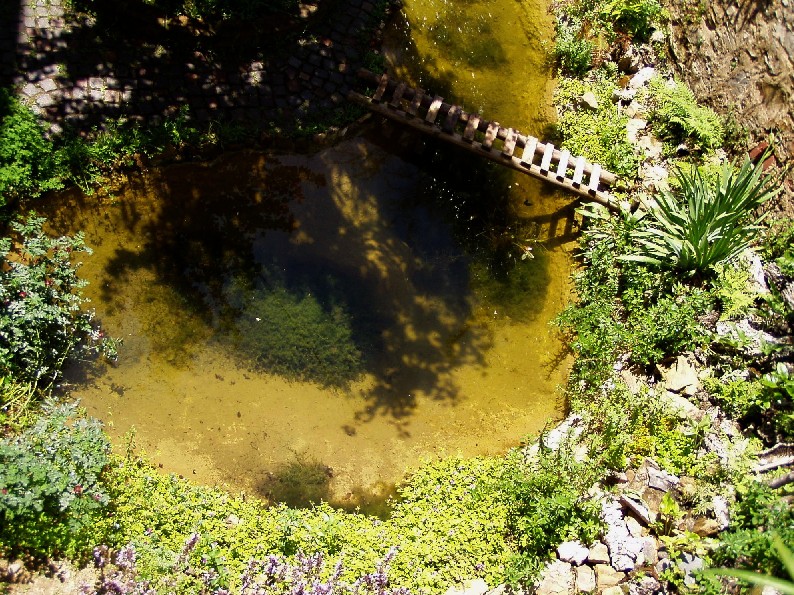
[57, 138, 573, 511]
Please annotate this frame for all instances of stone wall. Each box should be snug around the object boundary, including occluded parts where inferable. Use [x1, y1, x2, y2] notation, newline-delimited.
[668, 0, 794, 212]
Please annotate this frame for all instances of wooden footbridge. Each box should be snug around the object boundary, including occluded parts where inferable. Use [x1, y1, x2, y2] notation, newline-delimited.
[348, 69, 618, 208]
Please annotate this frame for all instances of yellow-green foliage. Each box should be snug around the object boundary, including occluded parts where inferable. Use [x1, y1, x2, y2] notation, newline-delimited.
[99, 455, 513, 593]
[554, 73, 641, 178]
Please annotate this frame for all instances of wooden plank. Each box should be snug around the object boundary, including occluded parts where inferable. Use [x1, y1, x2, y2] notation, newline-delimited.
[482, 121, 499, 151]
[521, 136, 538, 166]
[463, 115, 480, 143]
[425, 96, 443, 125]
[588, 164, 602, 194]
[407, 89, 423, 117]
[540, 143, 554, 173]
[572, 156, 586, 187]
[556, 150, 570, 181]
[389, 82, 406, 109]
[442, 105, 461, 134]
[502, 129, 518, 158]
[373, 74, 389, 103]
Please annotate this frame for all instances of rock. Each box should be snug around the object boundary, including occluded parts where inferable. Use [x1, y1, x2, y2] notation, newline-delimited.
[620, 494, 652, 526]
[629, 576, 663, 595]
[587, 542, 611, 565]
[661, 355, 700, 394]
[715, 319, 783, 356]
[678, 553, 704, 587]
[626, 118, 647, 143]
[662, 391, 703, 421]
[625, 516, 644, 538]
[647, 466, 680, 492]
[650, 29, 665, 45]
[535, 560, 575, 595]
[612, 88, 637, 103]
[713, 495, 730, 530]
[629, 67, 656, 89]
[602, 500, 643, 571]
[595, 564, 625, 589]
[743, 250, 769, 294]
[485, 585, 505, 595]
[575, 565, 596, 593]
[617, 44, 642, 74]
[641, 487, 664, 521]
[445, 579, 489, 595]
[675, 143, 691, 156]
[678, 476, 697, 500]
[625, 99, 649, 119]
[464, 578, 489, 595]
[692, 517, 722, 537]
[580, 92, 599, 110]
[601, 587, 624, 595]
[655, 558, 672, 576]
[558, 540, 589, 565]
[525, 415, 585, 460]
[641, 536, 659, 566]
[8, 559, 23, 577]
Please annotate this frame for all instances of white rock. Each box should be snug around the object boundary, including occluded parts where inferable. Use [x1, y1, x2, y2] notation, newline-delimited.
[661, 391, 702, 420]
[647, 466, 680, 492]
[629, 66, 656, 89]
[612, 88, 637, 103]
[580, 91, 599, 110]
[535, 560, 575, 595]
[626, 118, 647, 143]
[463, 578, 489, 595]
[587, 542, 611, 565]
[662, 355, 700, 394]
[575, 565, 596, 593]
[557, 540, 589, 565]
[713, 495, 730, 530]
[638, 136, 663, 162]
[626, 516, 643, 538]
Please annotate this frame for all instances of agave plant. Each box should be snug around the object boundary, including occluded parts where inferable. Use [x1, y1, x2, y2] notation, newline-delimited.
[622, 155, 780, 276]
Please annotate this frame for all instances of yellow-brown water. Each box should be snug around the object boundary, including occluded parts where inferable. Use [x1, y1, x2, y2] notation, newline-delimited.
[51, 0, 574, 511]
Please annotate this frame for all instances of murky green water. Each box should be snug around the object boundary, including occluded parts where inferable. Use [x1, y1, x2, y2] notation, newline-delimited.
[51, 0, 573, 510]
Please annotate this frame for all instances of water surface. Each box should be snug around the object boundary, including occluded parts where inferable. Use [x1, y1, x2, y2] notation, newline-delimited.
[52, 0, 576, 510]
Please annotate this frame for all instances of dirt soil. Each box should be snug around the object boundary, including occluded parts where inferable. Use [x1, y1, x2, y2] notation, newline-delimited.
[667, 0, 794, 215]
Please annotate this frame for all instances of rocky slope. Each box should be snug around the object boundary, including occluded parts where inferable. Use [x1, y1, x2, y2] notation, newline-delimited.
[667, 0, 794, 213]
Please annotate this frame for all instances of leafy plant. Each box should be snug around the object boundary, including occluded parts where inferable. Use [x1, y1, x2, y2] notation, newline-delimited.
[0, 401, 111, 558]
[708, 535, 794, 594]
[0, 214, 117, 391]
[622, 156, 779, 276]
[499, 446, 603, 585]
[598, 0, 663, 41]
[0, 88, 63, 212]
[710, 482, 794, 581]
[554, 19, 594, 77]
[647, 76, 724, 152]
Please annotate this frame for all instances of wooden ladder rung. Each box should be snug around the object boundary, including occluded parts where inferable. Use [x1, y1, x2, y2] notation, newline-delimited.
[389, 83, 406, 109]
[463, 115, 480, 143]
[482, 121, 499, 151]
[443, 105, 461, 134]
[588, 164, 602, 194]
[556, 150, 570, 181]
[521, 136, 538, 166]
[540, 143, 554, 173]
[407, 90, 423, 117]
[502, 129, 518, 158]
[572, 156, 586, 187]
[373, 74, 389, 103]
[425, 96, 444, 125]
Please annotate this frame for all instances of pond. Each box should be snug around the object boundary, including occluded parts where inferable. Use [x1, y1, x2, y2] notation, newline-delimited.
[52, 0, 573, 512]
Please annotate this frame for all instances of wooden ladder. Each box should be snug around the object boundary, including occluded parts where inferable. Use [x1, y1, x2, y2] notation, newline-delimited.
[349, 69, 618, 209]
